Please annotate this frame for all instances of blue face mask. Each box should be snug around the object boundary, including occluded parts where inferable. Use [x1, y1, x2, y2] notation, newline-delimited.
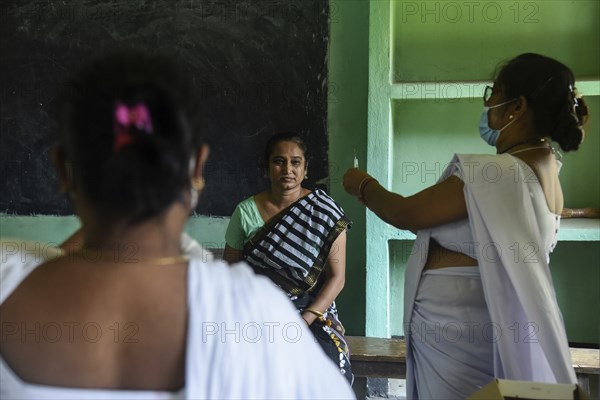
[479, 106, 499, 146]
[478, 99, 518, 146]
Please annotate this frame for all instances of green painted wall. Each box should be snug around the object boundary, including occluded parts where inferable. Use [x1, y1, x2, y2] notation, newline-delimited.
[0, 216, 80, 245]
[552, 241, 600, 344]
[392, 0, 600, 81]
[0, 215, 229, 250]
[327, 0, 370, 335]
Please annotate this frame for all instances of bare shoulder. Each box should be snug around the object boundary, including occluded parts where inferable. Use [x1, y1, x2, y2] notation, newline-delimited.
[514, 150, 563, 213]
[514, 150, 559, 184]
[0, 259, 188, 389]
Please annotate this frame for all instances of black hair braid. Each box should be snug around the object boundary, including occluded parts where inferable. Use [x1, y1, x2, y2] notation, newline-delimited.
[549, 88, 584, 152]
[527, 75, 583, 152]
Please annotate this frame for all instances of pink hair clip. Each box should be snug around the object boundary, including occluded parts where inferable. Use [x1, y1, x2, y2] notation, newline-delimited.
[113, 102, 154, 152]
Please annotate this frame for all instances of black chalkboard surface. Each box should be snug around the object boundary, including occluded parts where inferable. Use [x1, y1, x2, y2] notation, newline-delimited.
[0, 0, 329, 216]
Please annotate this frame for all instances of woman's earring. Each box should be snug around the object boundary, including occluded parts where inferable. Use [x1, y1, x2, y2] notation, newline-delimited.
[509, 115, 514, 119]
[192, 177, 205, 191]
[190, 177, 204, 210]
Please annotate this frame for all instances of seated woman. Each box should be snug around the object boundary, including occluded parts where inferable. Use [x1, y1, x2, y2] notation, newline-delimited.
[223, 133, 353, 384]
[0, 52, 354, 399]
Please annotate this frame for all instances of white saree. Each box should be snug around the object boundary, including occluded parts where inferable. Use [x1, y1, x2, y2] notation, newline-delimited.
[404, 153, 576, 399]
[0, 237, 354, 400]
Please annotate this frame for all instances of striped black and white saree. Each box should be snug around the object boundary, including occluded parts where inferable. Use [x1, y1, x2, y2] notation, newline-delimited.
[243, 189, 353, 383]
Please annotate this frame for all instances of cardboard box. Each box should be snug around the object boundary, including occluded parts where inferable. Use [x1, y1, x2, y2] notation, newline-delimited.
[467, 379, 589, 400]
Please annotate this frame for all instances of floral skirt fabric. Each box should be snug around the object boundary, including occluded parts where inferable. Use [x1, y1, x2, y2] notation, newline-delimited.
[293, 296, 353, 385]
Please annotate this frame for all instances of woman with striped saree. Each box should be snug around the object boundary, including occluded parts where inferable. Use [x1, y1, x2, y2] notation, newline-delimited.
[224, 133, 353, 384]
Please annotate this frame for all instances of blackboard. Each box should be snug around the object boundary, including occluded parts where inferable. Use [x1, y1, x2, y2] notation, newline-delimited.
[0, 0, 329, 216]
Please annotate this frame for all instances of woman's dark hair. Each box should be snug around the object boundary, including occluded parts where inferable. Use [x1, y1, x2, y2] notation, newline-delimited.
[263, 132, 309, 170]
[495, 53, 588, 152]
[57, 51, 201, 222]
